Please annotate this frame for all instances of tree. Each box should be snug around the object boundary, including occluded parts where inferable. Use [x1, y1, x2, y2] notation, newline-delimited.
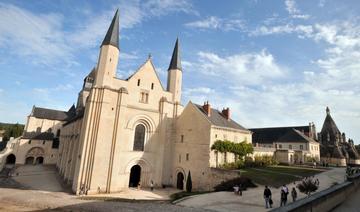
[186, 170, 192, 192]
[297, 178, 319, 196]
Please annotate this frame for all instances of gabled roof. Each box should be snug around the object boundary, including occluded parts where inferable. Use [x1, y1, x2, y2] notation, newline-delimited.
[277, 129, 317, 143]
[168, 38, 182, 71]
[101, 9, 119, 49]
[320, 107, 340, 134]
[194, 103, 249, 131]
[63, 107, 85, 126]
[250, 126, 310, 144]
[31, 106, 68, 121]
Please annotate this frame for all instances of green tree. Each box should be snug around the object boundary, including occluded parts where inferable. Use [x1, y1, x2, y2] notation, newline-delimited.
[186, 170, 192, 192]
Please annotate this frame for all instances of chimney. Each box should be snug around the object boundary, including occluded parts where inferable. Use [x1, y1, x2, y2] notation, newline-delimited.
[202, 101, 211, 116]
[222, 107, 230, 120]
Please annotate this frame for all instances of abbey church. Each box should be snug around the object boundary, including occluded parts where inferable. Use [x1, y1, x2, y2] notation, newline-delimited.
[0, 10, 358, 195]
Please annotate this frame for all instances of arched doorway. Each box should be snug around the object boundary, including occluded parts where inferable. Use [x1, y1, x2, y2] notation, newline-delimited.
[25, 157, 34, 165]
[6, 154, 16, 164]
[35, 157, 44, 165]
[177, 172, 184, 190]
[129, 165, 141, 187]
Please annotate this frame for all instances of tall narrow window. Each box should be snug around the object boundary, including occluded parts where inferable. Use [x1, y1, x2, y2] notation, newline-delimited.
[181, 135, 184, 143]
[133, 124, 145, 151]
[151, 83, 154, 90]
[137, 79, 140, 86]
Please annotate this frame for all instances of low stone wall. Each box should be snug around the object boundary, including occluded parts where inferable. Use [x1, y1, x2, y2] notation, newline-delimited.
[208, 168, 240, 190]
[270, 173, 360, 212]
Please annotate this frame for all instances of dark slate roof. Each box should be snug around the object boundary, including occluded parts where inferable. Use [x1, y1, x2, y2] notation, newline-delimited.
[250, 126, 310, 144]
[31, 107, 68, 121]
[22, 131, 54, 140]
[101, 9, 119, 49]
[63, 108, 85, 126]
[194, 104, 249, 131]
[277, 129, 317, 143]
[168, 38, 182, 71]
[320, 108, 340, 134]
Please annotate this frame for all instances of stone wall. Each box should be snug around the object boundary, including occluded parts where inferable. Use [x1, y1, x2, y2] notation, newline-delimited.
[270, 173, 360, 212]
[208, 168, 240, 191]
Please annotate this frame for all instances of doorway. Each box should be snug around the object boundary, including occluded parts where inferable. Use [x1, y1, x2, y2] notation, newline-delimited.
[25, 157, 34, 165]
[176, 172, 184, 190]
[6, 154, 16, 164]
[129, 165, 141, 187]
[35, 157, 44, 165]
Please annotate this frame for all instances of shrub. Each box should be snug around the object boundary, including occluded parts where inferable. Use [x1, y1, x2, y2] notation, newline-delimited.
[219, 160, 244, 169]
[186, 171, 192, 192]
[297, 178, 319, 196]
[214, 177, 257, 191]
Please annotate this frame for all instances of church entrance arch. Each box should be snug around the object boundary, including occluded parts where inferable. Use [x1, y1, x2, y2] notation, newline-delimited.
[6, 154, 16, 164]
[25, 157, 34, 165]
[129, 165, 141, 187]
[35, 157, 44, 165]
[26, 147, 45, 165]
[176, 172, 185, 190]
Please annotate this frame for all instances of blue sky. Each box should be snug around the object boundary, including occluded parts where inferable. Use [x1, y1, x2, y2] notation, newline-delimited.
[0, 0, 359, 143]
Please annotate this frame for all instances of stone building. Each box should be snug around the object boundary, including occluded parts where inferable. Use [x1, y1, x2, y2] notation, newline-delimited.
[250, 124, 320, 164]
[318, 107, 360, 166]
[0, 106, 75, 169]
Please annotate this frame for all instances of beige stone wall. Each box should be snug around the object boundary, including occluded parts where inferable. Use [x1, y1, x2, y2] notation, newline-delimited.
[173, 103, 212, 191]
[275, 141, 320, 161]
[70, 54, 182, 194]
[24, 116, 62, 134]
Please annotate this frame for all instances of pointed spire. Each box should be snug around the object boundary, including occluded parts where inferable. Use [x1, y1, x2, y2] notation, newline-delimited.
[101, 9, 119, 49]
[326, 106, 330, 115]
[168, 38, 182, 71]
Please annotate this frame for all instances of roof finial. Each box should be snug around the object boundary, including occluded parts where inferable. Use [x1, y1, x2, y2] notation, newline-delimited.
[326, 106, 330, 115]
[168, 37, 182, 71]
[101, 9, 119, 49]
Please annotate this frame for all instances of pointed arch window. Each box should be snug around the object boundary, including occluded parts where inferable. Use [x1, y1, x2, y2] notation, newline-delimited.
[133, 124, 146, 151]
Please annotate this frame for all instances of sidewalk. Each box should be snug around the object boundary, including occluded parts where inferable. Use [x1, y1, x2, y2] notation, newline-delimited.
[176, 167, 345, 212]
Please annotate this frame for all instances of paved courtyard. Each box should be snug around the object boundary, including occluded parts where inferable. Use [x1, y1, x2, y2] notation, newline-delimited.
[0, 165, 207, 212]
[0, 165, 346, 211]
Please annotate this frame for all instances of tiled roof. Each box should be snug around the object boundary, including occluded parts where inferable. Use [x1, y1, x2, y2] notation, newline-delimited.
[101, 9, 119, 49]
[194, 104, 249, 131]
[168, 38, 182, 71]
[22, 132, 54, 140]
[277, 129, 317, 143]
[250, 126, 310, 144]
[31, 107, 68, 121]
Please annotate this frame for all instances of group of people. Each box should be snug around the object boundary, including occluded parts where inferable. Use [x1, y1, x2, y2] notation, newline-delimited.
[233, 184, 243, 196]
[263, 184, 298, 208]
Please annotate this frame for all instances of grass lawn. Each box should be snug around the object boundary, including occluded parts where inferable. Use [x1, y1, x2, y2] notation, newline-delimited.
[240, 166, 324, 188]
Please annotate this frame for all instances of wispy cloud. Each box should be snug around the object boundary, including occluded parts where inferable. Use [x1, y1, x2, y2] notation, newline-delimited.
[0, 3, 74, 66]
[185, 16, 245, 31]
[285, 0, 310, 19]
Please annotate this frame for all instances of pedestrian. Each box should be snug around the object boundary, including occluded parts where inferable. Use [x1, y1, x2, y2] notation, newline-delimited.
[239, 183, 243, 196]
[263, 185, 272, 208]
[281, 184, 289, 194]
[150, 180, 154, 191]
[280, 190, 287, 206]
[233, 185, 239, 195]
[291, 187, 297, 202]
[315, 178, 320, 186]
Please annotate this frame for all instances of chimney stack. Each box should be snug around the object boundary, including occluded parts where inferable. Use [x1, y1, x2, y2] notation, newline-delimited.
[202, 101, 211, 116]
[222, 107, 230, 120]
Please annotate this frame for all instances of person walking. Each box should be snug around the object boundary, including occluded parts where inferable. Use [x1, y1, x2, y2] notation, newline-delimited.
[291, 187, 297, 202]
[150, 180, 154, 191]
[263, 185, 272, 208]
[280, 190, 287, 206]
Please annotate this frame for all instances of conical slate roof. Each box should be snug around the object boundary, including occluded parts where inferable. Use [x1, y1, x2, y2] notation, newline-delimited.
[101, 9, 119, 49]
[320, 107, 340, 134]
[168, 38, 182, 71]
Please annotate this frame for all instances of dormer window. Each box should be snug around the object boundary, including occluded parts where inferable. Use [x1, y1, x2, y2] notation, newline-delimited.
[137, 79, 140, 86]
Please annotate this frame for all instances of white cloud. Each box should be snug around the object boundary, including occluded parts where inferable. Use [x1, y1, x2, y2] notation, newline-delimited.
[0, 3, 74, 66]
[250, 24, 313, 37]
[193, 49, 286, 85]
[185, 16, 245, 31]
[285, 0, 310, 19]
